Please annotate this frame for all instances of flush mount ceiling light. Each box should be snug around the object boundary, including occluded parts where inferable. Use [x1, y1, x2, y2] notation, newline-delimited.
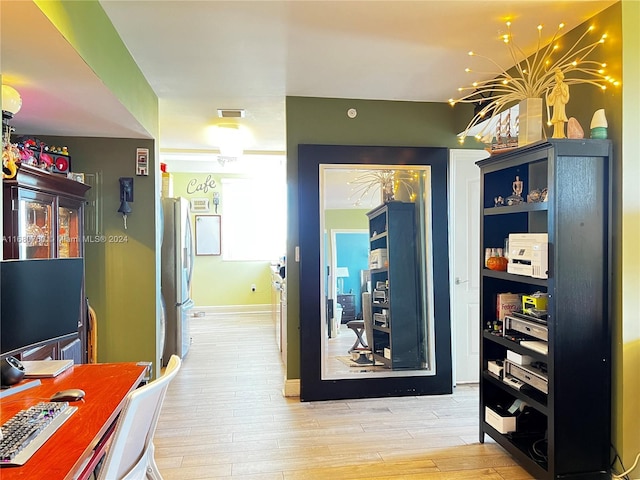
[206, 124, 251, 166]
[216, 125, 244, 157]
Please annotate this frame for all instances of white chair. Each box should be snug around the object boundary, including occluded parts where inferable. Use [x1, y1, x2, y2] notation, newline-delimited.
[97, 355, 181, 480]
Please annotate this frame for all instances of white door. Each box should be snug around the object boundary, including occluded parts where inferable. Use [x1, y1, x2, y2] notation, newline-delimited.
[449, 149, 489, 384]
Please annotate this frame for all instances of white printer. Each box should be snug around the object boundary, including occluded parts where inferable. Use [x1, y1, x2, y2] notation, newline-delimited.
[507, 233, 548, 279]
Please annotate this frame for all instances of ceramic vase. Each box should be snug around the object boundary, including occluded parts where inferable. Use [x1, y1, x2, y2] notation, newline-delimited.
[590, 109, 608, 139]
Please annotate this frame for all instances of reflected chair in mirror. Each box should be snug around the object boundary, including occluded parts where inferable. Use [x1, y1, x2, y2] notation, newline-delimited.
[96, 355, 182, 480]
[346, 293, 374, 364]
[346, 319, 367, 352]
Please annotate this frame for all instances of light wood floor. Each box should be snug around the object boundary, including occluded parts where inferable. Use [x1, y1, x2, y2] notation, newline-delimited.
[154, 313, 534, 479]
[324, 322, 385, 377]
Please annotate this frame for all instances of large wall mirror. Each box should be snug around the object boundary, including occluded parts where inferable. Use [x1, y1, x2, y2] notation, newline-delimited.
[298, 145, 453, 401]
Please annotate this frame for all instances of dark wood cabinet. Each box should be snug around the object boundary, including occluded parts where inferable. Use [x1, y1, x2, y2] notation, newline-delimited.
[336, 294, 355, 323]
[3, 164, 90, 364]
[477, 139, 611, 479]
[367, 201, 422, 369]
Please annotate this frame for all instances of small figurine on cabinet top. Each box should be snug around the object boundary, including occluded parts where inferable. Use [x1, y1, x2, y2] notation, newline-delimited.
[2, 142, 19, 179]
[590, 109, 608, 139]
[528, 189, 541, 202]
[505, 176, 524, 206]
[547, 68, 570, 139]
[527, 187, 549, 203]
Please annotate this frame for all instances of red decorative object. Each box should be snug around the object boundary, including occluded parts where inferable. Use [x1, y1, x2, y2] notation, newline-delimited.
[52, 154, 70, 174]
[487, 256, 508, 271]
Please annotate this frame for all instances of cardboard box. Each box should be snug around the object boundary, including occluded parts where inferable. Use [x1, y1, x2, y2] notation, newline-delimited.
[497, 293, 521, 321]
[161, 172, 173, 198]
[485, 406, 517, 433]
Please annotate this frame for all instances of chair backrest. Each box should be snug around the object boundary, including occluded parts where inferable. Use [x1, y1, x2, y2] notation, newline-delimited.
[97, 355, 181, 480]
[362, 292, 373, 349]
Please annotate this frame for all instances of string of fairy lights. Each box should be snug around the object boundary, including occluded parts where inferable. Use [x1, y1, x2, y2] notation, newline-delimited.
[449, 21, 620, 143]
[347, 169, 420, 206]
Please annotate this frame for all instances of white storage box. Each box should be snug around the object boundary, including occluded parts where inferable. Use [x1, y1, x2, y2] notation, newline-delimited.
[506, 349, 534, 365]
[369, 249, 388, 269]
[485, 406, 517, 434]
[487, 360, 504, 378]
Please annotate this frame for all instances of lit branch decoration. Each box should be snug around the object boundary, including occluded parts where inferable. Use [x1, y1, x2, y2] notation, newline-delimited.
[347, 170, 418, 206]
[449, 21, 620, 143]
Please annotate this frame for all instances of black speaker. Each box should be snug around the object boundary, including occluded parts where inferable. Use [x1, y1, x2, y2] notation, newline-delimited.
[1, 356, 25, 386]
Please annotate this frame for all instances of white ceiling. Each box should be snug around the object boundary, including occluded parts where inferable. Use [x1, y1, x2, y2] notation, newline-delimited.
[1, 0, 617, 164]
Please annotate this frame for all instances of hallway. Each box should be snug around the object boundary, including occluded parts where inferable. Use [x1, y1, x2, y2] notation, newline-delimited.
[154, 313, 533, 479]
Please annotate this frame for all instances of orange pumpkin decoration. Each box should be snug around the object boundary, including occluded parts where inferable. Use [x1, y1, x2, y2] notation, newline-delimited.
[487, 256, 508, 271]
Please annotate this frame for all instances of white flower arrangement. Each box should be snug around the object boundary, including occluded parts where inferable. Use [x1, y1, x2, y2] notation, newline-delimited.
[449, 21, 619, 143]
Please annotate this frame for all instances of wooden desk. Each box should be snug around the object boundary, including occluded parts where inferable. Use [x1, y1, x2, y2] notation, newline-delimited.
[0, 363, 147, 480]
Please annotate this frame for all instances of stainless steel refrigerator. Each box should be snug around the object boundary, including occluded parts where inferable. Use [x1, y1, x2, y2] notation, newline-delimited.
[161, 197, 194, 366]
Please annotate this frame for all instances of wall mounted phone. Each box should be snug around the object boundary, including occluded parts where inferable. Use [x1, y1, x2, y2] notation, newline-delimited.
[117, 177, 134, 229]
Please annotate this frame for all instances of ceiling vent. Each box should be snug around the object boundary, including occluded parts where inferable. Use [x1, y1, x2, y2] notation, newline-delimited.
[217, 109, 245, 118]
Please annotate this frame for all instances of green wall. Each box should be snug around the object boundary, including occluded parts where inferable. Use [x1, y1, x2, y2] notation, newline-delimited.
[34, 0, 158, 138]
[36, 136, 158, 369]
[620, 0, 640, 466]
[169, 172, 274, 308]
[324, 208, 370, 277]
[325, 209, 370, 229]
[32, 1, 162, 375]
[551, 1, 636, 466]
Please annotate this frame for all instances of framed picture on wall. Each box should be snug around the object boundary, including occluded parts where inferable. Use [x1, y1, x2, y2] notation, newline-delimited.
[190, 197, 210, 212]
[195, 215, 221, 255]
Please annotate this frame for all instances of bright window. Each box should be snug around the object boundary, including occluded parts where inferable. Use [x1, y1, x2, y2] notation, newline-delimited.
[221, 176, 286, 261]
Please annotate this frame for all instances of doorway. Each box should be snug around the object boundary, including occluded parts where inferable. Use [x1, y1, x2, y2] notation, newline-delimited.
[331, 230, 369, 318]
[449, 149, 488, 384]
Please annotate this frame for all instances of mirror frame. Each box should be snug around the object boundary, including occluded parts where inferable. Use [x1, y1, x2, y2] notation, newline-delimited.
[298, 144, 453, 401]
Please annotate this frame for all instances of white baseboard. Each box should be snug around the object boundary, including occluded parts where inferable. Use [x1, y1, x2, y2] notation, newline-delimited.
[283, 378, 300, 397]
[191, 305, 271, 316]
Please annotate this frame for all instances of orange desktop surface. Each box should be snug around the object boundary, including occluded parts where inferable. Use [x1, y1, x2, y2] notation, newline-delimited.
[0, 363, 147, 480]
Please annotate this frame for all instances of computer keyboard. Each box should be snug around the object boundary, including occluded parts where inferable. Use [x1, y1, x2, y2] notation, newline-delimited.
[0, 402, 77, 466]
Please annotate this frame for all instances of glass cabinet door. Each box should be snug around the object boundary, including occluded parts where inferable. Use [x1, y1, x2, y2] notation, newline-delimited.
[58, 202, 82, 258]
[17, 191, 55, 259]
